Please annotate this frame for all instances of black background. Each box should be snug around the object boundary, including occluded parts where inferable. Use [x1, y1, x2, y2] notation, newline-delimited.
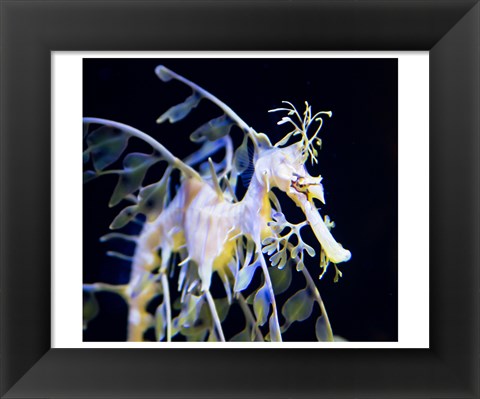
[83, 58, 398, 342]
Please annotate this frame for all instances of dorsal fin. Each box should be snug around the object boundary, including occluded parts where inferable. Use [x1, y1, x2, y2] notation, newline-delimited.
[239, 139, 255, 188]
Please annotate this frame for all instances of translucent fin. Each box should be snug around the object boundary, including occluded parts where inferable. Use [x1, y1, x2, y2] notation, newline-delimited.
[234, 136, 255, 188]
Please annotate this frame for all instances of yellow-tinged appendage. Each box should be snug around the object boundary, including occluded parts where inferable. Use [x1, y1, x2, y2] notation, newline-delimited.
[171, 230, 186, 251]
[212, 232, 238, 272]
[260, 192, 273, 240]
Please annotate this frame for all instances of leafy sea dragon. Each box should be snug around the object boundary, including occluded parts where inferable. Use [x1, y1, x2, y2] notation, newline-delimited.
[83, 65, 351, 342]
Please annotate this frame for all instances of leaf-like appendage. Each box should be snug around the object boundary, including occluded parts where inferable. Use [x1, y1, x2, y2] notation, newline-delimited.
[178, 295, 203, 327]
[262, 236, 279, 257]
[304, 244, 316, 257]
[234, 261, 259, 293]
[83, 291, 99, 330]
[155, 65, 174, 82]
[267, 212, 288, 235]
[295, 258, 305, 272]
[137, 169, 171, 222]
[218, 269, 233, 304]
[213, 297, 230, 322]
[265, 212, 316, 274]
[268, 264, 292, 295]
[155, 303, 167, 341]
[291, 242, 316, 259]
[244, 239, 256, 264]
[230, 326, 251, 342]
[245, 289, 257, 305]
[109, 205, 138, 230]
[275, 131, 295, 147]
[185, 329, 208, 342]
[157, 93, 201, 124]
[86, 126, 129, 171]
[272, 212, 287, 225]
[282, 288, 314, 324]
[253, 283, 271, 326]
[109, 153, 159, 207]
[269, 314, 282, 342]
[176, 294, 213, 340]
[190, 115, 234, 143]
[208, 330, 220, 342]
[270, 250, 287, 269]
[83, 170, 96, 184]
[315, 315, 330, 342]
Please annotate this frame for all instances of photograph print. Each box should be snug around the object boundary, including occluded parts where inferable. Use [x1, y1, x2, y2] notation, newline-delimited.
[83, 58, 398, 343]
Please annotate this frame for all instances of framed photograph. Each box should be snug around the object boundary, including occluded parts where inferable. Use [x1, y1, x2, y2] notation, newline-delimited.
[1, 1, 478, 398]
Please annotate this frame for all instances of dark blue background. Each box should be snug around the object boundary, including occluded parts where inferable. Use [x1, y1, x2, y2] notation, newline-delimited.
[83, 58, 398, 342]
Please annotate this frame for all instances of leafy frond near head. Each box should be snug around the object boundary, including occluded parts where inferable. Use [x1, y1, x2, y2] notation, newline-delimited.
[269, 101, 332, 164]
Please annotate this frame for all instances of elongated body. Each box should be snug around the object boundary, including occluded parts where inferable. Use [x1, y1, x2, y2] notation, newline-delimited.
[126, 175, 269, 340]
[83, 65, 351, 342]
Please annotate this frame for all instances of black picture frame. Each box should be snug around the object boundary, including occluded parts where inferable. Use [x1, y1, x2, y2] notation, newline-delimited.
[1, 1, 478, 398]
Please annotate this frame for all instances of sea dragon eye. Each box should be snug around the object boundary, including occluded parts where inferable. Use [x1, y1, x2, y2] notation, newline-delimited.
[291, 177, 311, 201]
[292, 177, 309, 192]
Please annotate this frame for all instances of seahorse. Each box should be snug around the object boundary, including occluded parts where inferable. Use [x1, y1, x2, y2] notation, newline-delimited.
[83, 65, 351, 342]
